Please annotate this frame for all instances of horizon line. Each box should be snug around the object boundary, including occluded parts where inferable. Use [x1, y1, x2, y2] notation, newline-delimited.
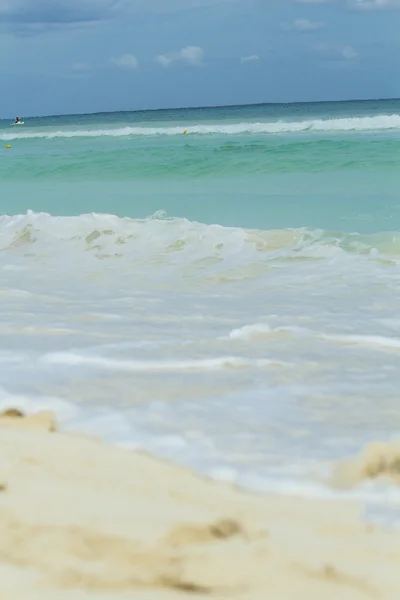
[4, 96, 400, 121]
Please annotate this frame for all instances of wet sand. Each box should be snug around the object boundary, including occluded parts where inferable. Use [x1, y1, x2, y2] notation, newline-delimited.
[0, 409, 399, 600]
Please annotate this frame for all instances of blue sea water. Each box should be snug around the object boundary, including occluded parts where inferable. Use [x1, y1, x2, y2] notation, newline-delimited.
[1, 99, 400, 522]
[2, 99, 400, 230]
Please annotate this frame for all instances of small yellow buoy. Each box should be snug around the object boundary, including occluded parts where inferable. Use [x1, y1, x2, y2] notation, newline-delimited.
[183, 129, 188, 135]
[5, 145, 11, 149]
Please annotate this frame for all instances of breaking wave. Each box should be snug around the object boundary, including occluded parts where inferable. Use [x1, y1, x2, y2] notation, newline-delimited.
[1, 211, 400, 263]
[2, 114, 400, 140]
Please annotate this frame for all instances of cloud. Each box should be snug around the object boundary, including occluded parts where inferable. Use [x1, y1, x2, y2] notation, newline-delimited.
[109, 53, 138, 70]
[0, 0, 242, 28]
[294, 0, 400, 8]
[68, 63, 90, 80]
[156, 55, 173, 67]
[0, 0, 119, 25]
[281, 18, 324, 31]
[292, 0, 331, 4]
[121, 0, 243, 14]
[240, 54, 260, 64]
[340, 44, 358, 59]
[313, 42, 359, 62]
[72, 62, 90, 71]
[156, 46, 205, 67]
[7, 0, 391, 26]
[347, 0, 400, 9]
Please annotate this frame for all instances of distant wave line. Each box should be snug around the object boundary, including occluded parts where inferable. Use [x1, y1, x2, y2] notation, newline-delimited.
[1, 114, 400, 140]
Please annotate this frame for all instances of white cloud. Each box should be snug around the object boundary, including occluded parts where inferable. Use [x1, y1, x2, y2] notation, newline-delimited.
[0, 0, 242, 27]
[340, 44, 358, 59]
[240, 54, 260, 64]
[6, 0, 393, 25]
[293, 0, 331, 4]
[347, 0, 400, 9]
[294, 0, 400, 8]
[68, 62, 90, 79]
[282, 18, 324, 31]
[109, 53, 138, 70]
[156, 46, 205, 67]
[0, 0, 118, 24]
[120, 0, 243, 14]
[314, 42, 359, 61]
[155, 55, 172, 67]
[72, 62, 89, 71]
[180, 46, 204, 64]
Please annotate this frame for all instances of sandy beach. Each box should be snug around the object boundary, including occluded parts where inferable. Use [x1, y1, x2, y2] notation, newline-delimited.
[0, 409, 398, 600]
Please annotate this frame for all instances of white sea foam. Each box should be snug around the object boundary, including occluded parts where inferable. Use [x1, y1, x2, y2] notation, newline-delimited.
[1, 211, 400, 525]
[39, 352, 275, 371]
[0, 211, 399, 265]
[320, 333, 400, 351]
[1, 385, 400, 528]
[229, 323, 273, 340]
[229, 324, 400, 352]
[1, 113, 400, 140]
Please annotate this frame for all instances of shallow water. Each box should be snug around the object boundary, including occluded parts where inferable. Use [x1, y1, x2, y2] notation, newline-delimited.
[1, 100, 400, 524]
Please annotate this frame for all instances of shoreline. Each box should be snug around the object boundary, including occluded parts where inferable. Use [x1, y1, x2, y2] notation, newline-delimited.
[0, 409, 399, 599]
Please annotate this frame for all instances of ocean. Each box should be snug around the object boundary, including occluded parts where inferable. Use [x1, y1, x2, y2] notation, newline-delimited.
[1, 99, 400, 524]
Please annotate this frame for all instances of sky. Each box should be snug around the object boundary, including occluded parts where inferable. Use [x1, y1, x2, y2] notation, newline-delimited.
[0, 0, 398, 116]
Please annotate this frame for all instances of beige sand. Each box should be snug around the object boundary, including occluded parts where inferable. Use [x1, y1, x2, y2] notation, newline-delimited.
[0, 409, 399, 600]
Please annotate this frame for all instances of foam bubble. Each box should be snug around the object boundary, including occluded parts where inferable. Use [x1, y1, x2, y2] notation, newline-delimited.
[39, 352, 267, 371]
[229, 323, 272, 340]
[320, 333, 400, 351]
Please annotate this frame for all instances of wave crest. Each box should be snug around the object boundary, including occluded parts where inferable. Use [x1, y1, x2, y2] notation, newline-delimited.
[1, 212, 400, 267]
[1, 114, 400, 140]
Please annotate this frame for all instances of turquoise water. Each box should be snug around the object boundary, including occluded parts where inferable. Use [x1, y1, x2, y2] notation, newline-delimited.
[2, 99, 400, 231]
[2, 99, 400, 524]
